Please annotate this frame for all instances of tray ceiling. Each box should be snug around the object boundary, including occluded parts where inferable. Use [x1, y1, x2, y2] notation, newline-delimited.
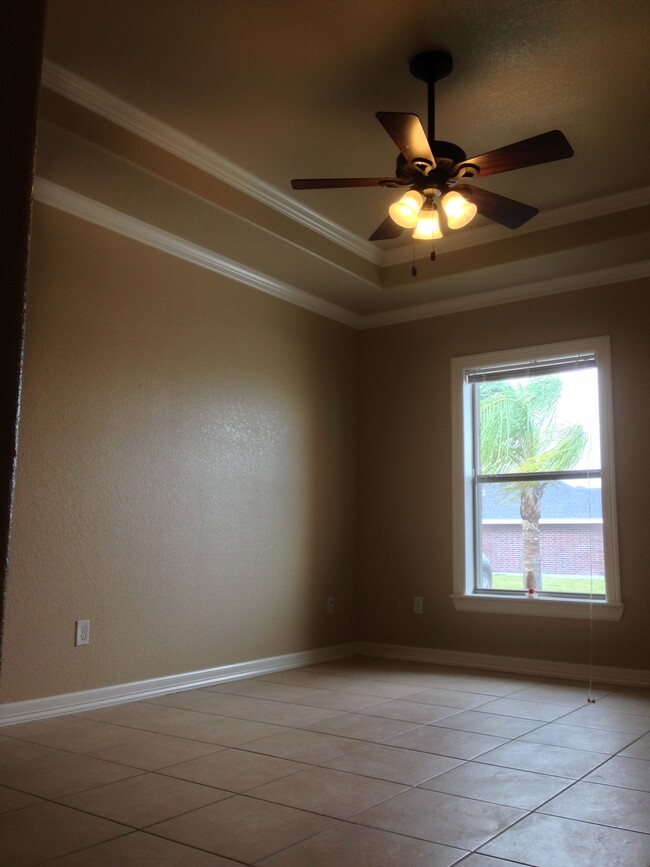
[37, 0, 650, 321]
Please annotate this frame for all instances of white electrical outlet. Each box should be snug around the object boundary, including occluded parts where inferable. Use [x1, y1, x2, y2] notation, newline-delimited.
[326, 596, 335, 614]
[413, 596, 424, 614]
[75, 619, 90, 646]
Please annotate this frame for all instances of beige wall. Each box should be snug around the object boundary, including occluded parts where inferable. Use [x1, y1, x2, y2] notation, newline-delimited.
[0, 205, 358, 703]
[358, 280, 650, 671]
[2, 202, 648, 706]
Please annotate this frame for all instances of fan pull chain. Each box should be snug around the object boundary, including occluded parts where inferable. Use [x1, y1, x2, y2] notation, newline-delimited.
[411, 241, 417, 277]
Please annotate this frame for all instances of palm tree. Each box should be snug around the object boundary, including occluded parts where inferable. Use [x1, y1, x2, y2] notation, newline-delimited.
[479, 376, 587, 591]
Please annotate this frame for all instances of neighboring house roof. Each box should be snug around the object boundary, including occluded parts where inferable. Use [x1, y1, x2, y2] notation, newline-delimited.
[481, 481, 602, 520]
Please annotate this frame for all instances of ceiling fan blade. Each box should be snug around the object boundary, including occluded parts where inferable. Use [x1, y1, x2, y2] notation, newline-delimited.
[291, 177, 405, 189]
[454, 130, 574, 178]
[376, 112, 436, 170]
[369, 215, 404, 241]
[455, 184, 538, 229]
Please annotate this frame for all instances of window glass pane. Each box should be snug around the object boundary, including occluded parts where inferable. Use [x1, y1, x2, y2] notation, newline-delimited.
[478, 479, 605, 595]
[478, 367, 601, 475]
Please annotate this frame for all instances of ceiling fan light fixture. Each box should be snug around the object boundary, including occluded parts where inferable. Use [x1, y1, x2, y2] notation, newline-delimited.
[412, 202, 442, 239]
[388, 190, 425, 228]
[441, 190, 477, 229]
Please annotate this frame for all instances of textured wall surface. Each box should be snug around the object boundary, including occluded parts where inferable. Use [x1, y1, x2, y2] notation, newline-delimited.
[0, 206, 358, 703]
[2, 204, 648, 706]
[358, 281, 650, 670]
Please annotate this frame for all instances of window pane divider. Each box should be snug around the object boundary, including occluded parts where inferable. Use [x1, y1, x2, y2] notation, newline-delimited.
[477, 469, 601, 484]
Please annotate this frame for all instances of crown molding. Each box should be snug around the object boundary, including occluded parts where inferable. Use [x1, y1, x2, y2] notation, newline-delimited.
[360, 259, 650, 329]
[381, 185, 650, 266]
[35, 178, 650, 331]
[34, 178, 362, 329]
[41, 61, 650, 273]
[40, 59, 382, 266]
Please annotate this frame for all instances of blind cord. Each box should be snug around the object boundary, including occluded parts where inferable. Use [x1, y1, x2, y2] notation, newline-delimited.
[586, 378, 596, 704]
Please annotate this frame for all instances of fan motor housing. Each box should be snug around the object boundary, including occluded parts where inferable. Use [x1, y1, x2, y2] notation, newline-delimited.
[395, 139, 468, 188]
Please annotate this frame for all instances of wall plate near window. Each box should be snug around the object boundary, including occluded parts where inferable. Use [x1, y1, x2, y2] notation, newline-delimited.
[450, 336, 622, 620]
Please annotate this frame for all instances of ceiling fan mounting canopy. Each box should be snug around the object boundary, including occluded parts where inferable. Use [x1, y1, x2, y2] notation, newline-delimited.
[290, 50, 574, 243]
[409, 50, 453, 85]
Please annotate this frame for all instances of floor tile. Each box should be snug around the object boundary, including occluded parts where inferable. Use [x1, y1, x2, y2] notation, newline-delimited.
[507, 682, 612, 706]
[357, 699, 461, 724]
[306, 712, 420, 742]
[353, 787, 525, 850]
[518, 721, 639, 754]
[148, 794, 334, 862]
[590, 688, 650, 716]
[457, 856, 529, 866]
[582, 755, 650, 791]
[480, 812, 650, 866]
[539, 779, 650, 833]
[0, 736, 63, 769]
[1, 716, 133, 754]
[206, 679, 382, 711]
[206, 679, 333, 700]
[2, 661, 646, 865]
[160, 747, 308, 792]
[249, 766, 407, 818]
[557, 704, 650, 734]
[420, 760, 572, 809]
[86, 702, 285, 745]
[260, 669, 372, 690]
[0, 785, 41, 814]
[58, 771, 231, 826]
[475, 739, 609, 779]
[0, 801, 128, 865]
[385, 726, 508, 759]
[323, 743, 463, 785]
[406, 687, 495, 710]
[261, 670, 425, 698]
[443, 675, 540, 697]
[474, 697, 571, 722]
[89, 729, 223, 770]
[0, 744, 141, 799]
[257, 821, 467, 866]
[151, 690, 344, 727]
[43, 831, 239, 865]
[620, 731, 650, 760]
[241, 728, 363, 763]
[433, 709, 542, 738]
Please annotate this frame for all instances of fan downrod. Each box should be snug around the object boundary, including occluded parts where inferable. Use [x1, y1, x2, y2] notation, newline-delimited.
[409, 51, 453, 85]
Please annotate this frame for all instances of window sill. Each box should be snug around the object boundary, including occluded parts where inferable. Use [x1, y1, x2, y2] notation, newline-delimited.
[450, 593, 624, 621]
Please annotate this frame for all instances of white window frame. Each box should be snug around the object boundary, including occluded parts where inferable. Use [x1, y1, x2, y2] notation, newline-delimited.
[450, 336, 623, 621]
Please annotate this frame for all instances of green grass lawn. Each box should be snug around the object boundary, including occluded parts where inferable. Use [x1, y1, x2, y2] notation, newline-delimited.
[492, 573, 606, 595]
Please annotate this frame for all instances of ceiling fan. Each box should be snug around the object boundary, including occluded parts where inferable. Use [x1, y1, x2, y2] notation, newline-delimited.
[291, 51, 574, 249]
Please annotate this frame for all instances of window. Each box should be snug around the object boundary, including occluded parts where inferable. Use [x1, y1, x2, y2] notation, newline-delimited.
[451, 337, 622, 620]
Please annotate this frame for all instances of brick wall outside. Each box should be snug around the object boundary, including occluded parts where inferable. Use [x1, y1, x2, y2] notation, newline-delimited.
[482, 522, 604, 576]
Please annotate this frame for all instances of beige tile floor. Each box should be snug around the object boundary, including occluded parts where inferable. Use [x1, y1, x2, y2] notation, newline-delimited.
[1, 656, 649, 865]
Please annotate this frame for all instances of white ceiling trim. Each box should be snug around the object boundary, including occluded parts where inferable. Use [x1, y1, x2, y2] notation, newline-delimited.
[361, 259, 650, 329]
[34, 178, 649, 332]
[40, 60, 382, 266]
[382, 185, 650, 266]
[41, 60, 650, 273]
[34, 178, 362, 329]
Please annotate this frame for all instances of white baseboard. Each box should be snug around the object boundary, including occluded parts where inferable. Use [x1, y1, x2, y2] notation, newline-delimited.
[358, 642, 650, 687]
[3, 640, 648, 726]
[0, 643, 356, 727]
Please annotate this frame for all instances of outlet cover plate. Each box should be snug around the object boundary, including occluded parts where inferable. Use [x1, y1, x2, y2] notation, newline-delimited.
[75, 619, 90, 646]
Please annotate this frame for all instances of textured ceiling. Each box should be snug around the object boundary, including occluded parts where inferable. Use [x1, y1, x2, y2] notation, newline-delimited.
[38, 0, 650, 318]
